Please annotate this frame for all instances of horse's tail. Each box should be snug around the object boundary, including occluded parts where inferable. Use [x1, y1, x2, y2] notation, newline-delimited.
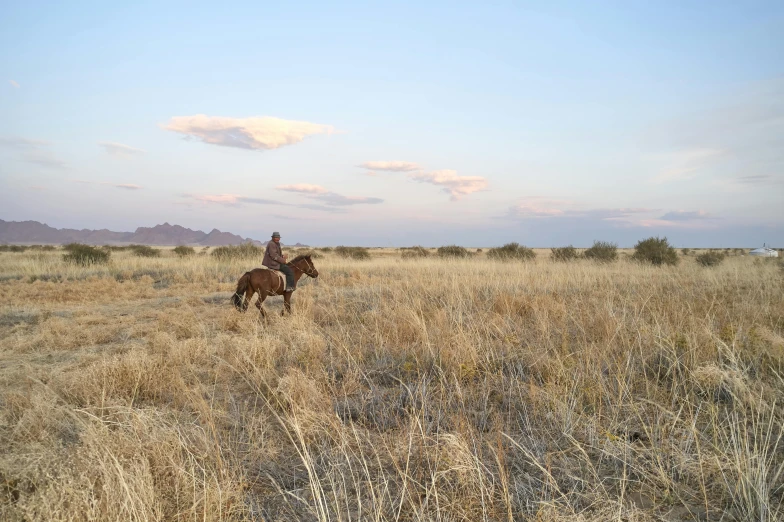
[232, 272, 251, 310]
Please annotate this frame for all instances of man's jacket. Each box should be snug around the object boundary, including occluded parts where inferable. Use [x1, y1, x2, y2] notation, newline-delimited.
[262, 241, 286, 269]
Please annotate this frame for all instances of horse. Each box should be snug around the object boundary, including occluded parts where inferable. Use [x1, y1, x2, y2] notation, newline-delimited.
[231, 254, 319, 317]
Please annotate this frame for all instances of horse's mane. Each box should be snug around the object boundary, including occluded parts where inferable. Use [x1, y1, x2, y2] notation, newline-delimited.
[289, 254, 312, 264]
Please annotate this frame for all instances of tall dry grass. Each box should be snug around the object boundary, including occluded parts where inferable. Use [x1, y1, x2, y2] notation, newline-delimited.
[1, 248, 783, 520]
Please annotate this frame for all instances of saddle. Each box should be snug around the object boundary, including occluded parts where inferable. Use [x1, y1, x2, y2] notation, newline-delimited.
[261, 265, 286, 291]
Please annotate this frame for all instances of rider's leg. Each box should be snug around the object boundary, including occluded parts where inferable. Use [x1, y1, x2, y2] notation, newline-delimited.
[279, 264, 295, 291]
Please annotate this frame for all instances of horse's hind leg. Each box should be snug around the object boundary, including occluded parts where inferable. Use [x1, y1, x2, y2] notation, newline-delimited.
[282, 292, 292, 316]
[242, 288, 253, 312]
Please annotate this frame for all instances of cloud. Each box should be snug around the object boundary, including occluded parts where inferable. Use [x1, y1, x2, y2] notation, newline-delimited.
[276, 184, 329, 194]
[162, 115, 335, 151]
[507, 200, 654, 221]
[410, 170, 488, 200]
[72, 180, 143, 190]
[651, 148, 724, 183]
[9, 80, 19, 88]
[181, 193, 347, 213]
[275, 184, 383, 206]
[316, 193, 384, 206]
[99, 142, 145, 157]
[358, 161, 422, 173]
[0, 136, 66, 169]
[736, 175, 771, 184]
[658, 210, 713, 221]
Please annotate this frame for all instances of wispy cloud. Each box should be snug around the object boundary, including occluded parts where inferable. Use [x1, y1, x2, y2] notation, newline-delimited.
[411, 170, 488, 200]
[99, 142, 145, 157]
[162, 115, 335, 151]
[736, 175, 773, 184]
[507, 199, 654, 221]
[317, 193, 384, 206]
[358, 161, 422, 174]
[72, 180, 142, 190]
[276, 184, 329, 194]
[658, 210, 714, 221]
[0, 136, 66, 169]
[651, 148, 723, 183]
[9, 80, 20, 88]
[275, 184, 383, 206]
[181, 193, 348, 213]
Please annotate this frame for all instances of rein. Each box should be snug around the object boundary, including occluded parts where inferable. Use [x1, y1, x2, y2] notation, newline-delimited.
[288, 258, 317, 277]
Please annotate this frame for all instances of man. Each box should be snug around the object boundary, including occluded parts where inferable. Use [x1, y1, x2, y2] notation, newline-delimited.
[262, 231, 295, 292]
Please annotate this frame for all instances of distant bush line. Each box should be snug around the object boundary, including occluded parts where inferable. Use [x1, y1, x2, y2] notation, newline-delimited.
[335, 246, 371, 260]
[211, 243, 263, 260]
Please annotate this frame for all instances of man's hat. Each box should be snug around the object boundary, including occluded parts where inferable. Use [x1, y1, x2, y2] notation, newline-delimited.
[271, 231, 281, 238]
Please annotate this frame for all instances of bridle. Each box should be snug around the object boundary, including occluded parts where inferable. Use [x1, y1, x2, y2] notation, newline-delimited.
[289, 257, 318, 277]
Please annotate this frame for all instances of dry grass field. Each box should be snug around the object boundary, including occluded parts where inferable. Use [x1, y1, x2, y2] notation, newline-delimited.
[1, 246, 783, 521]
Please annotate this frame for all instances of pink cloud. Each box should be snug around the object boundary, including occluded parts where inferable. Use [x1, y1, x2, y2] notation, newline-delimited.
[162, 115, 335, 151]
[410, 170, 488, 200]
[358, 161, 422, 172]
[276, 184, 329, 194]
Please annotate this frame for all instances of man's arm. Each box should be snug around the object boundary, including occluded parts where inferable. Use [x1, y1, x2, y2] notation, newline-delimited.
[267, 243, 287, 263]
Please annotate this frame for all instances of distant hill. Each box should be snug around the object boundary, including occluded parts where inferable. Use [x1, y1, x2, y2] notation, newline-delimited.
[0, 219, 308, 247]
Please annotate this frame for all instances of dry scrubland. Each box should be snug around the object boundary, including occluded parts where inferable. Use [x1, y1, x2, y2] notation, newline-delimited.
[1, 247, 783, 521]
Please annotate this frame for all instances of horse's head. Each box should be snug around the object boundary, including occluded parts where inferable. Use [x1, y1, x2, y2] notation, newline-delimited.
[289, 254, 319, 278]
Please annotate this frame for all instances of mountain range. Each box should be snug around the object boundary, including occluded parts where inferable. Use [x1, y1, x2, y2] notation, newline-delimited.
[0, 220, 308, 247]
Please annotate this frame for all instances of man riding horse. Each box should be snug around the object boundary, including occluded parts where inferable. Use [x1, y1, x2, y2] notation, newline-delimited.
[262, 231, 296, 292]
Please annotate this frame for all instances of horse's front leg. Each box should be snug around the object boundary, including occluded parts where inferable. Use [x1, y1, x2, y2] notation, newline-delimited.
[282, 291, 292, 316]
[255, 293, 268, 319]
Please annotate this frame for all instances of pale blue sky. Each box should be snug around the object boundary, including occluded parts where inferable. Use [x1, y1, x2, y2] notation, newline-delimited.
[1, 1, 782, 246]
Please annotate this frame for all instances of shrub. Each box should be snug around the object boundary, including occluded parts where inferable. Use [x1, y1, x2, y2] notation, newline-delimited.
[0, 245, 28, 252]
[583, 241, 618, 263]
[318, 247, 333, 253]
[62, 244, 110, 266]
[696, 251, 725, 267]
[437, 245, 471, 258]
[129, 244, 161, 258]
[487, 242, 536, 261]
[211, 243, 263, 260]
[681, 248, 691, 256]
[551, 245, 578, 262]
[476, 249, 483, 253]
[296, 250, 323, 259]
[401, 246, 430, 259]
[632, 236, 679, 266]
[335, 246, 371, 260]
[173, 245, 196, 257]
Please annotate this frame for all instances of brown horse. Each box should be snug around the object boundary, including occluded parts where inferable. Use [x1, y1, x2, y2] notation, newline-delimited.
[232, 255, 319, 317]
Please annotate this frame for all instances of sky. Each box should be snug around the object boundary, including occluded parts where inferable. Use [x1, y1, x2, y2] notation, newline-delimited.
[1, 1, 782, 247]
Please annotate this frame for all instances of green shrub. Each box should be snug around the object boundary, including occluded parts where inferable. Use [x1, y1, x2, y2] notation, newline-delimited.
[173, 245, 196, 257]
[129, 244, 161, 258]
[62, 244, 110, 266]
[583, 241, 618, 263]
[681, 248, 691, 256]
[335, 246, 371, 260]
[487, 242, 535, 261]
[437, 245, 472, 258]
[632, 236, 679, 266]
[317, 247, 333, 253]
[696, 251, 725, 267]
[401, 246, 430, 259]
[211, 243, 263, 260]
[551, 245, 578, 262]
